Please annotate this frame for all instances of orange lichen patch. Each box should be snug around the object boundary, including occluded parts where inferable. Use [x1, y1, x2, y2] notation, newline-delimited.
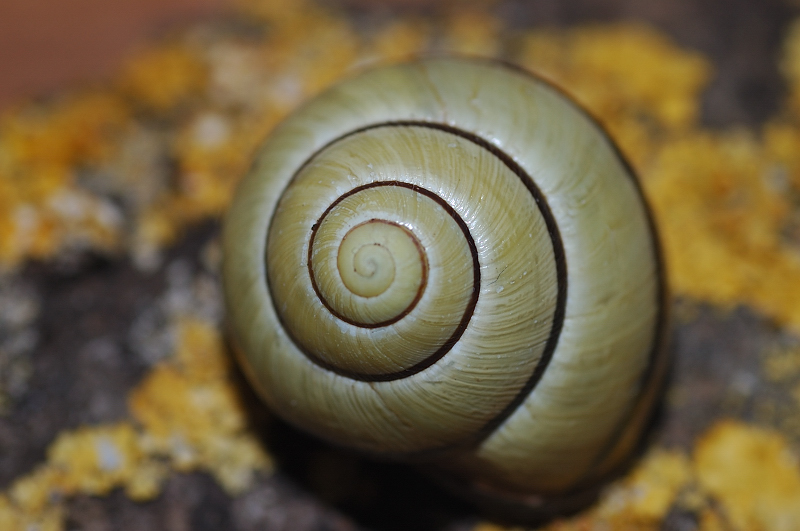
[0, 92, 128, 267]
[762, 345, 800, 383]
[0, 424, 153, 531]
[133, 114, 275, 251]
[174, 314, 229, 382]
[516, 24, 710, 186]
[15, 425, 142, 505]
[517, 24, 712, 134]
[129, 316, 272, 493]
[44, 423, 146, 498]
[0, 187, 124, 267]
[239, 0, 361, 99]
[515, 24, 719, 252]
[126, 9, 360, 253]
[0, 92, 129, 169]
[0, 495, 63, 531]
[644, 131, 800, 329]
[515, 23, 800, 331]
[172, 114, 261, 210]
[365, 19, 432, 64]
[5, 2, 800, 529]
[531, 451, 691, 531]
[494, 421, 800, 531]
[0, 0, 798, 340]
[290, 17, 361, 99]
[442, 10, 502, 57]
[117, 44, 208, 113]
[0, 317, 271, 529]
[134, 207, 180, 258]
[596, 450, 692, 524]
[695, 421, 800, 531]
[764, 119, 800, 194]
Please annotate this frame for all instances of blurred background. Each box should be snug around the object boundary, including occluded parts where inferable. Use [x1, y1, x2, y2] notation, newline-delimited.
[0, 0, 228, 109]
[3, 1, 800, 530]
[0, 0, 793, 124]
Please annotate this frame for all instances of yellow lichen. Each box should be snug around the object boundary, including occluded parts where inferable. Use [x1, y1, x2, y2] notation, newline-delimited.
[2, 0, 800, 335]
[597, 450, 692, 523]
[532, 450, 691, 530]
[129, 317, 272, 493]
[644, 131, 800, 327]
[0, 495, 63, 531]
[763, 345, 800, 383]
[3, 1, 800, 529]
[117, 44, 207, 113]
[695, 421, 800, 531]
[518, 22, 800, 331]
[0, 317, 271, 529]
[46, 423, 144, 497]
[0, 0, 798, 338]
[0, 92, 128, 266]
[365, 19, 432, 63]
[516, 421, 800, 531]
[1, 424, 149, 531]
[442, 10, 502, 57]
[517, 24, 712, 133]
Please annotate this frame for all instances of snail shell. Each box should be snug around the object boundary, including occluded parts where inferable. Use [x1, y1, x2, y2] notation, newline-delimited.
[223, 58, 668, 510]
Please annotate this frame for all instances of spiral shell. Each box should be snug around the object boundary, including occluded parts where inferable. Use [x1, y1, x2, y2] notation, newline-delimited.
[223, 58, 667, 502]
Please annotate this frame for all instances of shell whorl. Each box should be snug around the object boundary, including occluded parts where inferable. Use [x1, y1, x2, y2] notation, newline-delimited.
[268, 123, 563, 382]
[223, 58, 666, 495]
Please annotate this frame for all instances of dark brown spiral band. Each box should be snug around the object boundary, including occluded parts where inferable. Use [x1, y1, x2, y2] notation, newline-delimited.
[266, 122, 567, 394]
[308, 185, 462, 329]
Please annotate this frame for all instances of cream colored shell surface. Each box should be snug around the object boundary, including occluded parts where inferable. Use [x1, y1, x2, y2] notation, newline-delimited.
[223, 58, 664, 495]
